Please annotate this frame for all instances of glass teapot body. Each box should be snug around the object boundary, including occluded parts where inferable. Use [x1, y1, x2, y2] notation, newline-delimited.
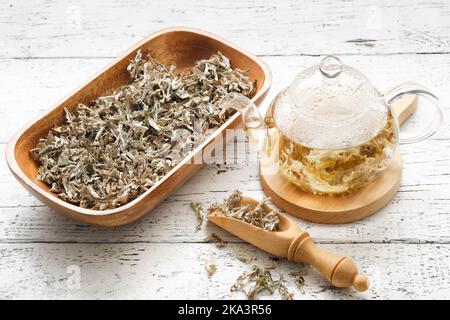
[264, 92, 398, 195]
[221, 56, 442, 195]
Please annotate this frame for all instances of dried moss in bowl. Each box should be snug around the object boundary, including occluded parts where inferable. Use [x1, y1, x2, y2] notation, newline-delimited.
[30, 51, 255, 210]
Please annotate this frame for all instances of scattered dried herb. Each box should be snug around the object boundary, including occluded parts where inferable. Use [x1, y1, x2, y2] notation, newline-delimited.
[205, 233, 226, 248]
[262, 260, 279, 270]
[290, 273, 306, 294]
[30, 51, 254, 210]
[191, 201, 204, 232]
[290, 269, 307, 294]
[207, 190, 280, 231]
[201, 192, 305, 299]
[278, 275, 294, 300]
[231, 265, 294, 300]
[204, 258, 217, 277]
[237, 253, 253, 263]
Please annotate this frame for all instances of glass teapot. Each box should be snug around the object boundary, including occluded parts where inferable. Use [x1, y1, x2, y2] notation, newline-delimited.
[221, 56, 443, 195]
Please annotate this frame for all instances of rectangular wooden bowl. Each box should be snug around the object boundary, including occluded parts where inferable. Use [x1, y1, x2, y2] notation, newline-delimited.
[6, 27, 272, 227]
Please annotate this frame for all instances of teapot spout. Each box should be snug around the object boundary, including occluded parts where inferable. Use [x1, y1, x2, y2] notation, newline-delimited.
[220, 92, 269, 153]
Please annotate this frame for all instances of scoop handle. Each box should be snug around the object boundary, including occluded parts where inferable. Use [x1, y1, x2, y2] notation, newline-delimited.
[288, 233, 369, 292]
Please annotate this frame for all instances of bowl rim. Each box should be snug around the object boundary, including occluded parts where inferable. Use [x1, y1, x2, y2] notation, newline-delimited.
[5, 26, 272, 217]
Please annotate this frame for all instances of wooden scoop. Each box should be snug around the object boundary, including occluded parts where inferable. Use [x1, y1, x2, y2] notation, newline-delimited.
[208, 196, 369, 292]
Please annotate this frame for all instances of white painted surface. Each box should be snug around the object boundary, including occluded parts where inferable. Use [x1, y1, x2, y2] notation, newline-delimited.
[0, 0, 449, 299]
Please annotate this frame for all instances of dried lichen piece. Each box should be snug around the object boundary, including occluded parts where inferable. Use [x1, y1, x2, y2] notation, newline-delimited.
[293, 276, 306, 294]
[289, 270, 307, 294]
[191, 201, 204, 232]
[231, 265, 294, 300]
[237, 253, 254, 263]
[262, 260, 279, 270]
[230, 265, 273, 300]
[30, 51, 255, 210]
[204, 258, 217, 277]
[205, 233, 226, 248]
[278, 275, 294, 300]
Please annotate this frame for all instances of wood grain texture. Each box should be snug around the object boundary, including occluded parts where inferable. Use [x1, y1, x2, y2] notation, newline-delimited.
[1, 0, 449, 299]
[0, 243, 448, 299]
[1, 54, 450, 144]
[1, 0, 449, 58]
[0, 139, 449, 245]
[260, 149, 402, 224]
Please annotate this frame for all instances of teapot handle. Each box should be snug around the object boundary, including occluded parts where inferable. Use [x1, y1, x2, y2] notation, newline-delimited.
[384, 83, 443, 144]
[220, 93, 268, 152]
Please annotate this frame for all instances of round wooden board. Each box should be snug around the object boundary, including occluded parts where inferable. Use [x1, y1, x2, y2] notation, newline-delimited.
[259, 150, 402, 224]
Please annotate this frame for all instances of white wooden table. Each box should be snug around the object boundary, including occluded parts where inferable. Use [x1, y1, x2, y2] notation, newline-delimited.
[1, 0, 449, 299]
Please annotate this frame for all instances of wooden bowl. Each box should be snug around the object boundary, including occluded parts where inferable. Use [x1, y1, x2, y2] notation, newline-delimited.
[5, 27, 272, 227]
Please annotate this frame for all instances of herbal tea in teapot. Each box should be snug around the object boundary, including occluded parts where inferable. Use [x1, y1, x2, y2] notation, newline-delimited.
[269, 101, 397, 195]
[222, 56, 442, 195]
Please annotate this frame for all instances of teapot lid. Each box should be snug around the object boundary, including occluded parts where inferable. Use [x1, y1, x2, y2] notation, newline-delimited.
[273, 56, 388, 149]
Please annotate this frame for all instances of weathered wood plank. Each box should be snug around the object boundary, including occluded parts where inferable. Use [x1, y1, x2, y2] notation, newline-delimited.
[1, 136, 449, 244]
[1, 0, 449, 301]
[1, 0, 449, 300]
[1, 54, 449, 144]
[1, 0, 449, 58]
[1, 54, 449, 243]
[0, 243, 448, 299]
